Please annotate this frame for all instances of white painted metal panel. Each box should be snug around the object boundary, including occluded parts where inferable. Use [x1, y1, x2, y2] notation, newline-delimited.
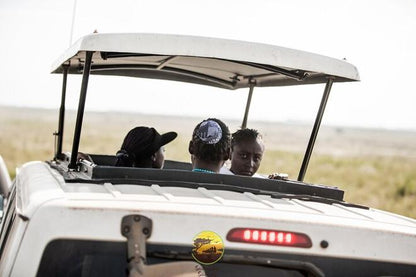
[51, 33, 359, 89]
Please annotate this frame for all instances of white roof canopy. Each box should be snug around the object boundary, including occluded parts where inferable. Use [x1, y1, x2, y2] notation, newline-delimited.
[51, 33, 360, 89]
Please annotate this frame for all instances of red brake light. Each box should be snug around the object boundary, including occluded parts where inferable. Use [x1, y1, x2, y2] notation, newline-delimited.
[227, 228, 312, 248]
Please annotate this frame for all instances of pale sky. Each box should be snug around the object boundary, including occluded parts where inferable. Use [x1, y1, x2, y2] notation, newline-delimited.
[0, 0, 415, 130]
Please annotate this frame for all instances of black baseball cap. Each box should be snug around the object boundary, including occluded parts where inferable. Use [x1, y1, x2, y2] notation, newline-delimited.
[121, 126, 177, 158]
[151, 128, 178, 152]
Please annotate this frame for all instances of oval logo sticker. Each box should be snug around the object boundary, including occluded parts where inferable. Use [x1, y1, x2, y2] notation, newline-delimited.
[192, 231, 224, 265]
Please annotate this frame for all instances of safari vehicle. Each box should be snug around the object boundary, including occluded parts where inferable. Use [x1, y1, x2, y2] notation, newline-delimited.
[1, 33, 416, 276]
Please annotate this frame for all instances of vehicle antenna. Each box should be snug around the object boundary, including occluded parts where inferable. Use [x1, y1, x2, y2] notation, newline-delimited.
[69, 0, 78, 46]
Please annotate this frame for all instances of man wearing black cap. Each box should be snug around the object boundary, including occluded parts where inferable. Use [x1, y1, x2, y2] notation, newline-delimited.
[188, 118, 231, 173]
[115, 126, 177, 168]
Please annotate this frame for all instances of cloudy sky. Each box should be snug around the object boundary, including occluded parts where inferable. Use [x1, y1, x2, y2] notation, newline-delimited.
[0, 0, 415, 130]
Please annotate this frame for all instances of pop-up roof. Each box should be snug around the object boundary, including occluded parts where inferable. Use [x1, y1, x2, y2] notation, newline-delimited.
[52, 33, 360, 182]
[52, 33, 359, 89]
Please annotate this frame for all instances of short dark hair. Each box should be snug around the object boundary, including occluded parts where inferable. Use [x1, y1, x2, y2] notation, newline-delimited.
[231, 128, 261, 150]
[191, 118, 231, 162]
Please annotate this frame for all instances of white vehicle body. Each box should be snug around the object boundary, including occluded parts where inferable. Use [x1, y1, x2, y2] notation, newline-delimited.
[1, 33, 415, 276]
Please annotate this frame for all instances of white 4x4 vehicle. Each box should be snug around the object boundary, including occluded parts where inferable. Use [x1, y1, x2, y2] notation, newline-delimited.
[1, 33, 415, 276]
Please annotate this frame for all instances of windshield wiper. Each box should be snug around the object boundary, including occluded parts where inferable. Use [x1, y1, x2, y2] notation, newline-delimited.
[271, 193, 368, 210]
[149, 250, 324, 277]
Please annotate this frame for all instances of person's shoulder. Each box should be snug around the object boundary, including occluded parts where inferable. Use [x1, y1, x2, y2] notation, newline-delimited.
[219, 166, 234, 175]
[253, 173, 266, 178]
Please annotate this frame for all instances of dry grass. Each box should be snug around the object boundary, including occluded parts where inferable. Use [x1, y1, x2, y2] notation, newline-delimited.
[1, 106, 415, 218]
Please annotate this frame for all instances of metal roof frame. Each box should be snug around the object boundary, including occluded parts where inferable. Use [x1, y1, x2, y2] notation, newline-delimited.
[51, 33, 360, 180]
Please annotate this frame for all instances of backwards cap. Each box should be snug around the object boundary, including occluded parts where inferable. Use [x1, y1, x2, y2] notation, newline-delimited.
[195, 120, 223, 144]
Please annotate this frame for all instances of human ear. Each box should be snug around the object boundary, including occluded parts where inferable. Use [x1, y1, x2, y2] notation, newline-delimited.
[188, 141, 194, 154]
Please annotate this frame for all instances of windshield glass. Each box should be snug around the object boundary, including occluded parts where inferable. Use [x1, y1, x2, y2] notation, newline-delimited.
[37, 239, 307, 277]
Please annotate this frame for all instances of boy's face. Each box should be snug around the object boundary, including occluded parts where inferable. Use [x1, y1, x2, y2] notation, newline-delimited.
[230, 138, 264, 176]
[153, 146, 165, 168]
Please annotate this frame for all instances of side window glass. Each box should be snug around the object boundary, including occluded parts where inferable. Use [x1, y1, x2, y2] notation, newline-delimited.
[0, 195, 3, 223]
[0, 184, 17, 257]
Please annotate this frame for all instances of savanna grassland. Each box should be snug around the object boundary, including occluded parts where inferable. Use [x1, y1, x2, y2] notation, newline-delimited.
[1, 106, 416, 218]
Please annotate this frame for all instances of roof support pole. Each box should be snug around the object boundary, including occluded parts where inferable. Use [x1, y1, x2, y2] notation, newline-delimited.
[241, 82, 255, 129]
[298, 77, 334, 181]
[69, 51, 93, 169]
[54, 64, 69, 160]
